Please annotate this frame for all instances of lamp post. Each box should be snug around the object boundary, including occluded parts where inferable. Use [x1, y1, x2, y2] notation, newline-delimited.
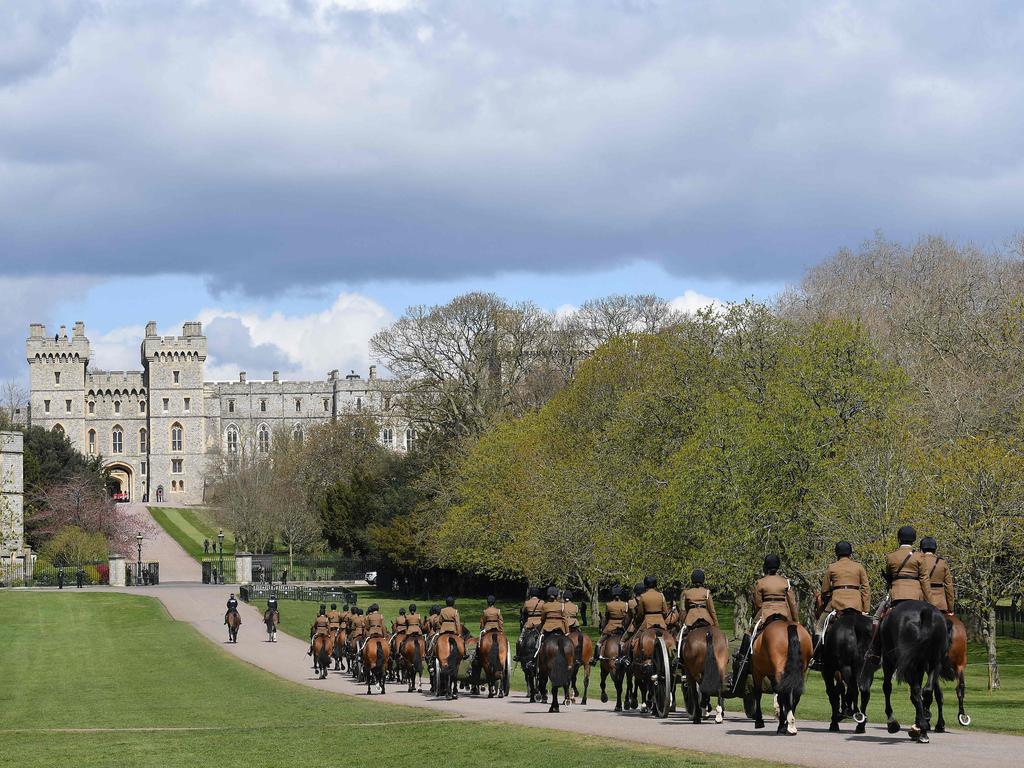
[136, 532, 143, 586]
[218, 529, 225, 585]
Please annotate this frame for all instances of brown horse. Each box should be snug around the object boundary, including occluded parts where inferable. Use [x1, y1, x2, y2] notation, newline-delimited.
[226, 609, 241, 643]
[400, 633, 427, 692]
[361, 636, 389, 694]
[311, 632, 334, 679]
[925, 615, 970, 731]
[538, 631, 574, 713]
[434, 632, 465, 700]
[334, 627, 348, 671]
[598, 633, 628, 710]
[568, 628, 594, 704]
[477, 629, 509, 698]
[630, 627, 676, 717]
[749, 620, 812, 735]
[681, 625, 730, 724]
[263, 608, 278, 643]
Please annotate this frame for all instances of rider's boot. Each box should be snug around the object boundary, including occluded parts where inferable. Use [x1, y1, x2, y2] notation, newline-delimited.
[863, 620, 881, 667]
[808, 633, 822, 671]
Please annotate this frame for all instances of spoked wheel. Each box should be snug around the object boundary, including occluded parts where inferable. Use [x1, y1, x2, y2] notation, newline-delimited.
[650, 638, 672, 718]
[433, 658, 442, 698]
[502, 640, 512, 697]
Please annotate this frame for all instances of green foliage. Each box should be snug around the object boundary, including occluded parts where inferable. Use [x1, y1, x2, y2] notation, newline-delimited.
[39, 526, 109, 567]
[21, 426, 104, 493]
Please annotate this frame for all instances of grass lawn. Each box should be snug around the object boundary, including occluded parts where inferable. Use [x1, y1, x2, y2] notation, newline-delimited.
[0, 592, 787, 768]
[149, 506, 236, 560]
[266, 588, 1024, 736]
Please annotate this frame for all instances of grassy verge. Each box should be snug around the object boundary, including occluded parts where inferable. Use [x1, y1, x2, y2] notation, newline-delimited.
[0, 592, 787, 768]
[265, 588, 1024, 735]
[149, 506, 235, 560]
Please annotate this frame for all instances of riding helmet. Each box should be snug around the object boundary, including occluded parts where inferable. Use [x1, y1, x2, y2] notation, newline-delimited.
[611, 585, 622, 598]
[342, 604, 349, 612]
[409, 604, 417, 613]
[486, 595, 496, 606]
[920, 537, 938, 553]
[691, 569, 705, 585]
[331, 603, 337, 610]
[763, 554, 781, 573]
[834, 541, 853, 557]
[319, 606, 326, 615]
[897, 525, 916, 545]
[563, 590, 573, 601]
[445, 595, 455, 606]
[319, 603, 326, 612]
[399, 607, 407, 615]
[644, 575, 657, 590]
[368, 603, 379, 613]
[633, 583, 644, 596]
[547, 586, 559, 600]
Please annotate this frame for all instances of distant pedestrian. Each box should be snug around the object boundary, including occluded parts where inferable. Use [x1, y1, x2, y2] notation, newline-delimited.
[212, 566, 218, 584]
[281, 568, 289, 585]
[580, 600, 588, 627]
[58, 567, 65, 590]
[392, 577, 400, 593]
[76, 568, 84, 589]
[203, 539, 210, 554]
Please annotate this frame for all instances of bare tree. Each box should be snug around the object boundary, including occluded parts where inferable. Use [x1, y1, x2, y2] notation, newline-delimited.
[31, 473, 147, 556]
[0, 380, 27, 430]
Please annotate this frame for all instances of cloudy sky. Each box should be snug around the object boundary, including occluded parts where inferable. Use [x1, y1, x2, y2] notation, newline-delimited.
[2, 0, 1021, 381]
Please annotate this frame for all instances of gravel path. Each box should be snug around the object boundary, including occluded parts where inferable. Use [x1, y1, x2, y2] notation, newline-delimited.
[118, 506, 1023, 768]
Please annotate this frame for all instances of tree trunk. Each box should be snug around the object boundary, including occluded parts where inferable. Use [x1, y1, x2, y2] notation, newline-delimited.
[733, 591, 751, 639]
[589, 580, 599, 629]
[982, 604, 1001, 690]
[289, 541, 294, 570]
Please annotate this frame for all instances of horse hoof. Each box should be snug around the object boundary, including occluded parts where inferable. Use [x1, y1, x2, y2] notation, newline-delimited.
[829, 722, 840, 733]
[754, 720, 765, 729]
[935, 722, 945, 733]
[853, 711, 866, 724]
[908, 725, 920, 741]
[601, 692, 608, 703]
[855, 723, 866, 734]
[918, 734, 930, 744]
[787, 725, 798, 736]
[614, 704, 622, 712]
[958, 714, 972, 727]
[887, 720, 901, 734]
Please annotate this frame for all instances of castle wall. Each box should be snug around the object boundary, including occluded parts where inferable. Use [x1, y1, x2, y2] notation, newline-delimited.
[1, 431, 24, 555]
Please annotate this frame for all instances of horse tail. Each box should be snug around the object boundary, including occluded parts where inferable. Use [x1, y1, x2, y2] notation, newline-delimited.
[489, 632, 500, 675]
[941, 616, 956, 681]
[413, 637, 422, 674]
[776, 624, 805, 705]
[550, 635, 571, 688]
[374, 639, 386, 678]
[702, 630, 721, 694]
[896, 605, 946, 685]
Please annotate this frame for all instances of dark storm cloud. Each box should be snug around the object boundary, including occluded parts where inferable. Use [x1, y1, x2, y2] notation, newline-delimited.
[204, 316, 292, 377]
[2, 1, 1024, 294]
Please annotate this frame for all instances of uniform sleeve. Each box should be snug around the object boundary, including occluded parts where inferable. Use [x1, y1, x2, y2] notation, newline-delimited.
[520, 604, 528, 625]
[944, 566, 955, 613]
[786, 586, 799, 622]
[860, 564, 871, 613]
[707, 591, 718, 626]
[917, 555, 931, 605]
[661, 595, 669, 616]
[480, 613, 486, 629]
[456, 610, 463, 634]
[498, 609, 505, 632]
[820, 566, 832, 602]
[752, 583, 762, 614]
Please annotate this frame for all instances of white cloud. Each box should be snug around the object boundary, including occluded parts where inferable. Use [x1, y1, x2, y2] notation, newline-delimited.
[90, 324, 147, 372]
[669, 290, 724, 315]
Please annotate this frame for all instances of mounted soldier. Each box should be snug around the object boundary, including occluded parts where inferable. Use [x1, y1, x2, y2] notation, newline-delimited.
[393, 607, 409, 636]
[750, 554, 798, 647]
[439, 597, 462, 636]
[562, 590, 580, 631]
[406, 604, 423, 635]
[224, 593, 240, 625]
[540, 586, 569, 640]
[637, 575, 669, 631]
[327, 603, 342, 634]
[810, 541, 870, 670]
[307, 605, 330, 656]
[521, 586, 544, 631]
[480, 595, 504, 636]
[598, 586, 628, 647]
[865, 525, 931, 665]
[366, 603, 387, 639]
[678, 569, 718, 643]
[920, 537, 955, 615]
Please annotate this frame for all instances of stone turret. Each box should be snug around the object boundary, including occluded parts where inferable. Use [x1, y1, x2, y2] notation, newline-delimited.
[26, 322, 90, 443]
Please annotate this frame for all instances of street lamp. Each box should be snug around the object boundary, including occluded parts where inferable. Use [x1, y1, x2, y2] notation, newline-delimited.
[136, 532, 143, 586]
[218, 529, 225, 585]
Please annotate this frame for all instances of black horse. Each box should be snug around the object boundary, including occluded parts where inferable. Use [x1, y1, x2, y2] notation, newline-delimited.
[859, 600, 949, 743]
[517, 627, 543, 702]
[820, 610, 872, 733]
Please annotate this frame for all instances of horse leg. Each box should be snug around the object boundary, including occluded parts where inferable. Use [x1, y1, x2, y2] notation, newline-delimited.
[909, 679, 929, 743]
[956, 670, 969, 727]
[856, 676, 870, 734]
[933, 680, 945, 733]
[600, 666, 608, 704]
[614, 670, 623, 712]
[691, 682, 702, 724]
[716, 691, 725, 724]
[883, 663, 900, 734]
[824, 667, 841, 732]
[581, 664, 590, 705]
[752, 676, 765, 729]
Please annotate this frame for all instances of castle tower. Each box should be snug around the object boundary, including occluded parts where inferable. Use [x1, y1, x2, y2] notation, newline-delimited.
[26, 322, 89, 446]
[142, 321, 207, 505]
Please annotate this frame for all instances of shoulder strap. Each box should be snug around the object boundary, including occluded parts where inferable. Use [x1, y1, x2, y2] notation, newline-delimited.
[929, 555, 943, 580]
[895, 550, 915, 577]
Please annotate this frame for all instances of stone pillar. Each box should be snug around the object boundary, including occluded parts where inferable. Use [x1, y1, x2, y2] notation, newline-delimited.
[108, 554, 126, 587]
[235, 553, 252, 585]
[1, 431, 25, 556]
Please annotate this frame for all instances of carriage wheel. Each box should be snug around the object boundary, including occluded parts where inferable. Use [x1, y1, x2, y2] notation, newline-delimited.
[742, 681, 758, 720]
[651, 638, 672, 718]
[502, 640, 512, 697]
[434, 658, 442, 698]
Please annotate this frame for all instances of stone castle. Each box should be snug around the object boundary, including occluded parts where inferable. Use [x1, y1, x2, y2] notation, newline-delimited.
[27, 321, 410, 505]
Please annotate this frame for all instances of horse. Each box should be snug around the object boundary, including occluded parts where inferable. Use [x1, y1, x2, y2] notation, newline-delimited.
[517, 626, 543, 703]
[925, 615, 970, 731]
[819, 610, 872, 733]
[858, 600, 949, 743]
[537, 631, 574, 713]
[333, 627, 347, 671]
[400, 633, 427, 692]
[681, 625, 730, 724]
[456, 630, 481, 695]
[311, 632, 334, 679]
[434, 632, 465, 700]
[630, 627, 676, 715]
[361, 636, 389, 694]
[598, 632, 628, 711]
[568, 627, 594, 704]
[345, 631, 364, 680]
[747, 619, 811, 735]
[477, 629, 509, 698]
[226, 609, 241, 643]
[263, 608, 279, 643]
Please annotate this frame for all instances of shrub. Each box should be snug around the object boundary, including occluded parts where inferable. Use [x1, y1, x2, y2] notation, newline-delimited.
[39, 526, 108, 567]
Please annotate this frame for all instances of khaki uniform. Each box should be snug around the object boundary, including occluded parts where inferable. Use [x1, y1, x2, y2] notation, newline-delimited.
[393, 614, 408, 636]
[366, 611, 386, 638]
[406, 612, 423, 635]
[921, 552, 955, 613]
[624, 596, 640, 633]
[341, 610, 352, 629]
[753, 574, 798, 624]
[541, 600, 569, 634]
[885, 545, 930, 602]
[601, 599, 628, 634]
[327, 609, 342, 630]
[563, 601, 580, 629]
[439, 606, 462, 634]
[682, 587, 718, 627]
[522, 597, 544, 629]
[480, 606, 504, 633]
[312, 614, 330, 636]
[427, 613, 441, 633]
[819, 557, 870, 614]
[637, 590, 669, 630]
[350, 614, 365, 639]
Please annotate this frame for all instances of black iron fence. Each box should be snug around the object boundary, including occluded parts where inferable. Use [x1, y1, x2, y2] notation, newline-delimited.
[125, 562, 160, 586]
[267, 555, 378, 584]
[202, 556, 237, 584]
[996, 605, 1024, 639]
[0, 560, 109, 587]
[240, 582, 358, 606]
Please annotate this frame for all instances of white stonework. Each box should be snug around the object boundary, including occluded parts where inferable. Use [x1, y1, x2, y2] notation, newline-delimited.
[27, 322, 410, 506]
[235, 553, 253, 585]
[108, 555, 126, 587]
[1, 431, 25, 556]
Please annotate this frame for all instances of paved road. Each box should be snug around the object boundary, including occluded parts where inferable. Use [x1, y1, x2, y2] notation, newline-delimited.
[121, 507, 1022, 768]
[121, 503, 200, 583]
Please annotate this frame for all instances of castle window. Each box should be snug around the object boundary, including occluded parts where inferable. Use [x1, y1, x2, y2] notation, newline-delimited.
[226, 426, 238, 454]
[293, 424, 303, 444]
[139, 428, 148, 453]
[53, 424, 65, 437]
[382, 428, 393, 448]
[260, 399, 267, 413]
[173, 370, 180, 384]
[171, 423, 183, 452]
[89, 401, 95, 414]
[112, 426, 123, 454]
[172, 459, 183, 474]
[228, 400, 235, 414]
[54, 372, 61, 385]
[88, 429, 96, 454]
[184, 397, 191, 412]
[323, 398, 330, 412]
[162, 398, 169, 413]
[356, 397, 362, 411]
[295, 398, 301, 413]
[139, 400, 146, 414]
[171, 480, 178, 491]
[384, 396, 391, 410]
[114, 401, 121, 414]
[180, 480, 185, 491]
[405, 428, 416, 451]
[258, 424, 270, 454]
[44, 399, 50, 413]
[65, 399, 72, 414]
[141, 461, 147, 475]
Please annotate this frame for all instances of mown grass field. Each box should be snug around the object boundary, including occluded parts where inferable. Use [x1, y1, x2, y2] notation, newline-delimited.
[149, 506, 236, 560]
[267, 587, 1024, 736]
[0, 592, 787, 768]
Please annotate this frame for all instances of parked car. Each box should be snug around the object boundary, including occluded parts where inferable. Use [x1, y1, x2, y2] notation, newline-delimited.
[364, 570, 377, 586]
